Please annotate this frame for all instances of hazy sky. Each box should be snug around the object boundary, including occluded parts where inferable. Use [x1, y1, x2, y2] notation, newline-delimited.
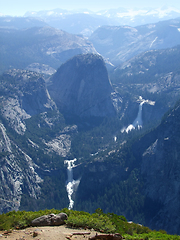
[1, 0, 180, 16]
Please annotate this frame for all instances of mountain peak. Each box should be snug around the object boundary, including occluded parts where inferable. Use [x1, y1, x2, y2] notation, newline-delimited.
[48, 53, 116, 118]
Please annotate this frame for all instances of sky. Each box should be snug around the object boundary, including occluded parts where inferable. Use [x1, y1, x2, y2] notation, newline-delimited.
[1, 0, 180, 16]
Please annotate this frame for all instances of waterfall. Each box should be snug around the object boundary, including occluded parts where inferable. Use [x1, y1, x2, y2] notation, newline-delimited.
[132, 101, 145, 129]
[64, 158, 80, 210]
[122, 96, 155, 133]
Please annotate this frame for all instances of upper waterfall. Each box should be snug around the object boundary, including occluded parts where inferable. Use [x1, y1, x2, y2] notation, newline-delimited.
[122, 96, 155, 133]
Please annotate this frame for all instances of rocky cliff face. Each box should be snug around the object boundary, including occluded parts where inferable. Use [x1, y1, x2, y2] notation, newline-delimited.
[110, 45, 180, 129]
[140, 102, 180, 234]
[0, 122, 42, 213]
[48, 54, 116, 118]
[0, 69, 70, 213]
[0, 69, 56, 135]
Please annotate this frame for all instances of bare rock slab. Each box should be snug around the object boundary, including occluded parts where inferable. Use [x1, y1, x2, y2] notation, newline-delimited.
[31, 213, 68, 226]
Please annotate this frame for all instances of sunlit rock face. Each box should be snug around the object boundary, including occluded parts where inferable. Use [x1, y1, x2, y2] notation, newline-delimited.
[1, 69, 56, 135]
[48, 54, 116, 118]
[0, 122, 42, 213]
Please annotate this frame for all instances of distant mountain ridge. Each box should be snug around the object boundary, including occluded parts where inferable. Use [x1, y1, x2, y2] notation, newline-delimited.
[2, 6, 179, 37]
[89, 18, 180, 65]
[0, 16, 47, 29]
[2, 16, 180, 74]
[0, 25, 97, 74]
[23, 6, 180, 36]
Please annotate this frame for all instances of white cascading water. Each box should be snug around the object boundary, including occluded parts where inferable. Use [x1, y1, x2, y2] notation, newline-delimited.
[114, 136, 117, 142]
[132, 100, 145, 128]
[122, 96, 155, 133]
[64, 158, 80, 210]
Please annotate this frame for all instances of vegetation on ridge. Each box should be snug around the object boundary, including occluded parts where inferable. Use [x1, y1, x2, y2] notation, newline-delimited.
[0, 208, 179, 239]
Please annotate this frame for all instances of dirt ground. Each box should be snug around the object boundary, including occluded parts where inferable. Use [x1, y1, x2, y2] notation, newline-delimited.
[0, 225, 100, 240]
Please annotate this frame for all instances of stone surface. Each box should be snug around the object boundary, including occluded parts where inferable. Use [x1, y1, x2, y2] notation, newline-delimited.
[31, 213, 68, 226]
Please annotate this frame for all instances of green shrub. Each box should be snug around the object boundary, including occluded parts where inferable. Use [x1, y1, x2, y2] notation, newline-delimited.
[0, 208, 180, 240]
[65, 210, 116, 233]
[0, 209, 62, 230]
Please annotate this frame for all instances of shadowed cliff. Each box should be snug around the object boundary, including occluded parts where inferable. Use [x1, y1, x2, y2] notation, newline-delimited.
[48, 54, 116, 119]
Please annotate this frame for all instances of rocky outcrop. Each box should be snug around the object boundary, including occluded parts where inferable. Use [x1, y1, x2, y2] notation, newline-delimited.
[1, 69, 56, 134]
[26, 63, 56, 77]
[43, 125, 77, 157]
[0, 122, 42, 213]
[48, 54, 116, 118]
[31, 213, 68, 226]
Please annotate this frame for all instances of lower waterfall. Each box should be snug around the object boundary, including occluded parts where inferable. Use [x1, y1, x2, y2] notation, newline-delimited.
[64, 158, 80, 210]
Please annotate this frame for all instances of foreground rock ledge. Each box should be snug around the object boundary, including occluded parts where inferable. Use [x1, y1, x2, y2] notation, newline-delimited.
[89, 233, 123, 240]
[31, 213, 68, 226]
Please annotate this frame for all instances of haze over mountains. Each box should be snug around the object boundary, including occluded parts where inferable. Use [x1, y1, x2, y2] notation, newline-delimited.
[89, 18, 180, 65]
[24, 6, 180, 35]
[1, 6, 180, 36]
[1, 6, 180, 235]
[2, 14, 180, 72]
[0, 25, 97, 74]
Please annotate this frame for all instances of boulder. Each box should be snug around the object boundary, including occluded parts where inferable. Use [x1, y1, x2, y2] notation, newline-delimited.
[31, 213, 68, 226]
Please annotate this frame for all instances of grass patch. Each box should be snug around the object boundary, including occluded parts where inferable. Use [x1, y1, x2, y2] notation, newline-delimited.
[0, 208, 180, 240]
[124, 231, 180, 240]
[0, 209, 62, 230]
